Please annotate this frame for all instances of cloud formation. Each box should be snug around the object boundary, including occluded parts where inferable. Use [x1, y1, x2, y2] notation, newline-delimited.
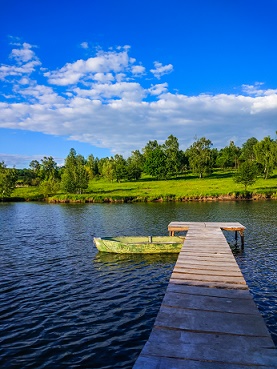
[0, 42, 41, 81]
[150, 61, 173, 79]
[0, 153, 64, 168]
[0, 40, 277, 163]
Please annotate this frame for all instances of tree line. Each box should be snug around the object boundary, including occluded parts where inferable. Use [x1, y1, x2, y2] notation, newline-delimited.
[1, 133, 277, 197]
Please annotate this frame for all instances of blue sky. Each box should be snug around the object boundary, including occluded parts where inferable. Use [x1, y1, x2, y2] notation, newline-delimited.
[1, 0, 277, 168]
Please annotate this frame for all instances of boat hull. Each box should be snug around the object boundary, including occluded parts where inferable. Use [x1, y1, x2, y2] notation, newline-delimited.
[93, 236, 184, 254]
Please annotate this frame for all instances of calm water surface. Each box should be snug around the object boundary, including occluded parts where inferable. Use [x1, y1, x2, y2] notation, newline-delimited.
[0, 201, 276, 368]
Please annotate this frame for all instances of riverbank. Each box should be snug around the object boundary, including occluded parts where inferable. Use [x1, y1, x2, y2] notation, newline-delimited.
[47, 192, 276, 203]
[7, 171, 277, 203]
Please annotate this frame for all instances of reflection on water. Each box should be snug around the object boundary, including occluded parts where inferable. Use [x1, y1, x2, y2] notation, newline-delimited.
[94, 251, 178, 266]
[0, 201, 276, 368]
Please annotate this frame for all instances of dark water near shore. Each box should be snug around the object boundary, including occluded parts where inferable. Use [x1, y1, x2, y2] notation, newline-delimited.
[0, 201, 276, 368]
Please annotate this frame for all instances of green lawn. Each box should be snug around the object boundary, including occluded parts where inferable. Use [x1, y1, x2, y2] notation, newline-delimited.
[12, 170, 277, 202]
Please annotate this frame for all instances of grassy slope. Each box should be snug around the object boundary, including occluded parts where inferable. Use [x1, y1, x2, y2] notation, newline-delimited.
[12, 170, 277, 202]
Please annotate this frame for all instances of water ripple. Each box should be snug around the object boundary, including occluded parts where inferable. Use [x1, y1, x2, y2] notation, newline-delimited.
[0, 201, 276, 368]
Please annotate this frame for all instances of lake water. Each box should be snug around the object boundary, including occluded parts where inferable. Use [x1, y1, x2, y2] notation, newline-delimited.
[0, 201, 276, 368]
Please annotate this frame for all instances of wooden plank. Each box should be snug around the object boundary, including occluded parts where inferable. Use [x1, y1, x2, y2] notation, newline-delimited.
[134, 327, 277, 368]
[178, 253, 235, 258]
[171, 272, 246, 284]
[166, 283, 253, 299]
[133, 355, 277, 369]
[177, 254, 239, 261]
[177, 256, 238, 263]
[173, 267, 244, 277]
[177, 255, 238, 263]
[155, 305, 271, 337]
[170, 279, 249, 290]
[161, 291, 260, 314]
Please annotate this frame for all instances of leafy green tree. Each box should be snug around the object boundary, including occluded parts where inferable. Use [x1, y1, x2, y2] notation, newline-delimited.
[16, 168, 37, 186]
[143, 140, 170, 179]
[144, 146, 167, 179]
[113, 154, 128, 182]
[211, 148, 219, 169]
[126, 150, 144, 180]
[97, 157, 109, 177]
[240, 137, 258, 162]
[142, 140, 160, 158]
[216, 141, 240, 169]
[29, 159, 40, 173]
[61, 149, 89, 193]
[86, 154, 99, 179]
[178, 150, 189, 174]
[101, 158, 116, 181]
[186, 137, 213, 178]
[40, 156, 59, 180]
[39, 176, 60, 198]
[29, 159, 41, 185]
[254, 136, 276, 179]
[234, 161, 258, 190]
[0, 162, 18, 198]
[163, 134, 182, 178]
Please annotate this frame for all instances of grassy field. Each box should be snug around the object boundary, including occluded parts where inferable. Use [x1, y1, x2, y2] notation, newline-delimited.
[11, 170, 277, 203]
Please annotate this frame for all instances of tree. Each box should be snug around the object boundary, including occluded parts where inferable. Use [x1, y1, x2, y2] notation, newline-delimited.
[16, 168, 37, 186]
[39, 177, 60, 198]
[186, 137, 213, 178]
[142, 140, 167, 179]
[234, 161, 258, 190]
[61, 149, 89, 193]
[216, 141, 240, 170]
[179, 150, 189, 174]
[254, 136, 276, 179]
[97, 157, 109, 177]
[86, 154, 99, 179]
[126, 150, 144, 180]
[0, 162, 18, 198]
[40, 156, 59, 180]
[163, 134, 182, 178]
[142, 140, 160, 158]
[113, 154, 128, 182]
[101, 158, 116, 182]
[29, 159, 41, 185]
[144, 146, 167, 179]
[240, 137, 258, 162]
[29, 160, 40, 173]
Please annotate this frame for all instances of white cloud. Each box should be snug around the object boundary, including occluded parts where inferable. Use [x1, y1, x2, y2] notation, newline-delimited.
[93, 72, 114, 82]
[0, 42, 41, 80]
[149, 83, 168, 96]
[0, 60, 41, 80]
[150, 61, 173, 79]
[73, 82, 145, 101]
[0, 153, 64, 168]
[10, 42, 36, 63]
[131, 65, 146, 75]
[242, 82, 277, 97]
[0, 40, 277, 161]
[45, 47, 134, 86]
[14, 83, 66, 105]
[80, 42, 89, 49]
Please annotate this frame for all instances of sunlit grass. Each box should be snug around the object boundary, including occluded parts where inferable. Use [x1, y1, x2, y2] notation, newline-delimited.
[12, 170, 277, 202]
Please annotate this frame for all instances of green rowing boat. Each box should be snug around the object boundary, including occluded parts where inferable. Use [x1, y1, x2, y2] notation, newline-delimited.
[93, 236, 184, 254]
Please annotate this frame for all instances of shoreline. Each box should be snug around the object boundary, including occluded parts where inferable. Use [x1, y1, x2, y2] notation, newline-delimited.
[4, 192, 276, 203]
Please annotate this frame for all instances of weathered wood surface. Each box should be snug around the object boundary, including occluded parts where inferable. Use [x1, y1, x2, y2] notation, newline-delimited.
[168, 221, 245, 241]
[133, 222, 277, 368]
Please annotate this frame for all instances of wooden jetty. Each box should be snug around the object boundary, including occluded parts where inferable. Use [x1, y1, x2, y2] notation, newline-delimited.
[133, 222, 277, 368]
[168, 221, 245, 247]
